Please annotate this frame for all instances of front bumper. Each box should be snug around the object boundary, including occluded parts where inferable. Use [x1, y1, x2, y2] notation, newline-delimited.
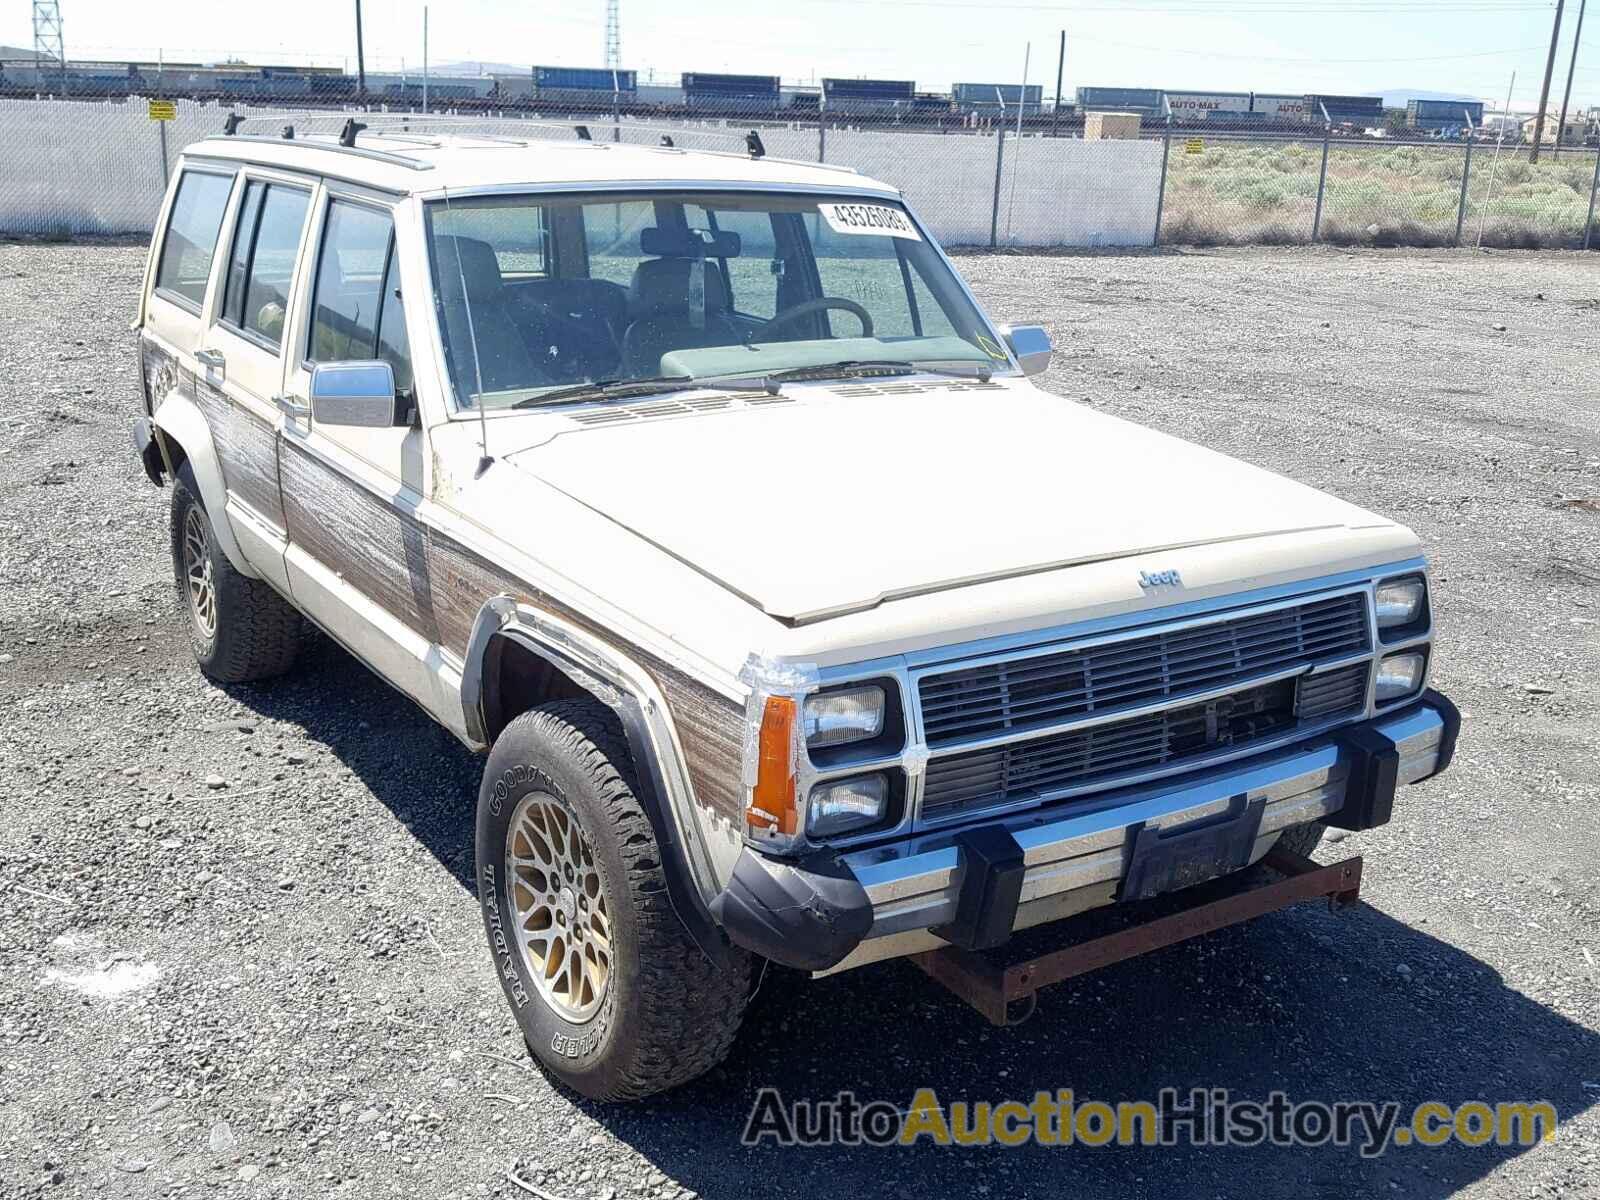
[714, 690, 1458, 974]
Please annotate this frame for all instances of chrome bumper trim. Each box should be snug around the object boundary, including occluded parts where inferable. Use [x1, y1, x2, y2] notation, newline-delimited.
[828, 702, 1446, 974]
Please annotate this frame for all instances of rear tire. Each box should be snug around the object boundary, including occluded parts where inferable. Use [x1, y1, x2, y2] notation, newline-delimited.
[476, 700, 751, 1102]
[170, 465, 305, 683]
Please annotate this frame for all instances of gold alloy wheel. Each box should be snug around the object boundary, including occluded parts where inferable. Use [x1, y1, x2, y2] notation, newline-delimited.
[182, 505, 217, 640]
[506, 792, 613, 1022]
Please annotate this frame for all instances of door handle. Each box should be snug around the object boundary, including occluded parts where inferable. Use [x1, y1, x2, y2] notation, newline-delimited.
[195, 348, 225, 370]
[273, 394, 311, 419]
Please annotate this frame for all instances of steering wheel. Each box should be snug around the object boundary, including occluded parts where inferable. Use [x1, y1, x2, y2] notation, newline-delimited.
[763, 296, 874, 339]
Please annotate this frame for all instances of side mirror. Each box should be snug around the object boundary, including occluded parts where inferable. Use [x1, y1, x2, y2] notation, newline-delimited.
[999, 324, 1053, 376]
[309, 361, 400, 428]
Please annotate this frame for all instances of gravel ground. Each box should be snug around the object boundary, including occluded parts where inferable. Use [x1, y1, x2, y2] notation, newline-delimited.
[1, 241, 1597, 1200]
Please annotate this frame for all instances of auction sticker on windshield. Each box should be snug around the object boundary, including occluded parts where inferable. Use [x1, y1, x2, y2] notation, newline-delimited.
[818, 203, 922, 240]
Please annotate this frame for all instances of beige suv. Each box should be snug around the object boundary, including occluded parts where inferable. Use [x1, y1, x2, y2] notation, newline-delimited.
[133, 118, 1458, 1101]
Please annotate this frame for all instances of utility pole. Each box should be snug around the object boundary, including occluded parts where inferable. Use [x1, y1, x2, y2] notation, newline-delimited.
[1530, 0, 1565, 163]
[605, 0, 621, 70]
[1051, 30, 1065, 137]
[354, 0, 367, 98]
[1555, 0, 1587, 157]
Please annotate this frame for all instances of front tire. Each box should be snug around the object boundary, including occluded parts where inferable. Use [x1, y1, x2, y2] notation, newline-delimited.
[1274, 821, 1325, 858]
[170, 465, 305, 683]
[475, 700, 751, 1102]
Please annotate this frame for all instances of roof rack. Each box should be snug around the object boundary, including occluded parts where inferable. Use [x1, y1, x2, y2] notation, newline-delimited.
[207, 110, 862, 176]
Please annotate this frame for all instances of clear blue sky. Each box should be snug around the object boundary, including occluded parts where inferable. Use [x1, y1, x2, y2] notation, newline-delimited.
[1, 0, 1590, 109]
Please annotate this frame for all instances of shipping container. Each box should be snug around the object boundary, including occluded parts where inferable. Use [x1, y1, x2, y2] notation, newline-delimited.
[952, 82, 1044, 106]
[1076, 86, 1163, 112]
[681, 72, 779, 99]
[534, 65, 636, 93]
[1251, 93, 1308, 120]
[1163, 90, 1251, 118]
[823, 77, 916, 101]
[1406, 98, 1484, 128]
[1309, 94, 1385, 124]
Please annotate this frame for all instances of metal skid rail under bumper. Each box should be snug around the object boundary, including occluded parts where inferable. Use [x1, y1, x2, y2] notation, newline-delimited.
[911, 846, 1363, 1026]
[710, 690, 1458, 974]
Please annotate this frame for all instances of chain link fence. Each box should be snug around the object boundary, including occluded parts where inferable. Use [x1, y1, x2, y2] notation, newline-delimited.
[2, 90, 1598, 252]
[1154, 110, 1600, 250]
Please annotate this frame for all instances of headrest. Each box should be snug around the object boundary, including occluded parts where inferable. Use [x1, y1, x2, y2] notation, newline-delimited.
[432, 235, 505, 305]
[628, 257, 731, 318]
[639, 226, 741, 258]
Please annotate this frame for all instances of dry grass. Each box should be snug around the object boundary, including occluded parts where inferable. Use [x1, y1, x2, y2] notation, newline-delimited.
[1162, 139, 1600, 249]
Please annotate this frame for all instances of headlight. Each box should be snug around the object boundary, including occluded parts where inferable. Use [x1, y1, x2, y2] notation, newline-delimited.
[807, 773, 888, 838]
[1375, 576, 1427, 631]
[1375, 651, 1427, 703]
[803, 685, 885, 749]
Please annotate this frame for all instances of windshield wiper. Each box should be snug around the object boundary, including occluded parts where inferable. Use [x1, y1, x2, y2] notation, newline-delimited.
[755, 359, 995, 386]
[511, 374, 776, 410]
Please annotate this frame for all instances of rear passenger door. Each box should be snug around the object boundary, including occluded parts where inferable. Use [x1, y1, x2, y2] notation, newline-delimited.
[199, 171, 315, 596]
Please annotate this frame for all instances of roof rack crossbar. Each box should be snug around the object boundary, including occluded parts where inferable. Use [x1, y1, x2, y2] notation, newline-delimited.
[199, 132, 437, 171]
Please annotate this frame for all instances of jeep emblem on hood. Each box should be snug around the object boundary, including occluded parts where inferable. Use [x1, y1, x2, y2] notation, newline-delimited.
[1139, 569, 1183, 591]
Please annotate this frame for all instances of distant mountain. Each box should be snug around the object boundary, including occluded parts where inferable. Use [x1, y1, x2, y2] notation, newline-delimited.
[425, 60, 533, 78]
[1379, 88, 1483, 108]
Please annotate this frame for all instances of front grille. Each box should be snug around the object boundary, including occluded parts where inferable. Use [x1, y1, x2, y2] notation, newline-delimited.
[918, 592, 1370, 749]
[920, 664, 1370, 822]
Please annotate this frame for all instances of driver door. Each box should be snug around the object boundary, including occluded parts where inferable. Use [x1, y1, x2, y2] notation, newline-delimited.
[274, 185, 447, 717]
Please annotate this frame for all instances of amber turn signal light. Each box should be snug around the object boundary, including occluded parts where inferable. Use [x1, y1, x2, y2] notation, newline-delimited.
[747, 695, 798, 835]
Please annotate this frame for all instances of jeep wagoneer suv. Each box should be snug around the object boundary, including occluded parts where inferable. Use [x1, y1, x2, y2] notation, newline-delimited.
[132, 120, 1458, 1100]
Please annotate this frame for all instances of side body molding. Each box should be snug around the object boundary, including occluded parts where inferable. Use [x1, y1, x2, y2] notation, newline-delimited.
[150, 389, 260, 578]
[461, 595, 743, 968]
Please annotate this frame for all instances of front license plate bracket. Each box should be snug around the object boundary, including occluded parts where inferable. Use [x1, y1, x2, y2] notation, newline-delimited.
[1119, 792, 1266, 903]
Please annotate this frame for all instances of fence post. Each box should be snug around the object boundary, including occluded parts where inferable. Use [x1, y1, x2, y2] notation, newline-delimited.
[1454, 127, 1474, 247]
[818, 101, 826, 163]
[1312, 103, 1332, 242]
[989, 126, 1006, 248]
[1585, 147, 1600, 250]
[1153, 111, 1173, 246]
[156, 113, 170, 189]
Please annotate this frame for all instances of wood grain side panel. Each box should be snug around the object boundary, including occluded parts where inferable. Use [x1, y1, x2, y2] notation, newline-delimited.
[191, 379, 285, 529]
[279, 440, 440, 644]
[425, 534, 746, 821]
[655, 674, 746, 822]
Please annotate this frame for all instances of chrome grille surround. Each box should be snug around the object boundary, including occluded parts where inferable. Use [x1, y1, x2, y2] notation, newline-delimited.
[908, 585, 1380, 829]
[920, 591, 1370, 748]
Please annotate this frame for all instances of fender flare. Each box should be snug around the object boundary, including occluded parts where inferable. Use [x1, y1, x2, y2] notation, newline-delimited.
[151, 390, 259, 578]
[462, 594, 741, 970]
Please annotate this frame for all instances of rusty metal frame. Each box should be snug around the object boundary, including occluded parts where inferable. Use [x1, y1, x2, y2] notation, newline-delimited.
[910, 848, 1363, 1026]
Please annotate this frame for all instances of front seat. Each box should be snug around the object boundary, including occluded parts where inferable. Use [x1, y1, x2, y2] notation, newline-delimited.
[433, 234, 537, 401]
[621, 257, 744, 376]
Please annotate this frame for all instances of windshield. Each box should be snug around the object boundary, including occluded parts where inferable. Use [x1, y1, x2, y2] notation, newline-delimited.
[423, 191, 1007, 409]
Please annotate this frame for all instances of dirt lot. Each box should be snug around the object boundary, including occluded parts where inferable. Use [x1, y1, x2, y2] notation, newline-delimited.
[2, 242, 1597, 1199]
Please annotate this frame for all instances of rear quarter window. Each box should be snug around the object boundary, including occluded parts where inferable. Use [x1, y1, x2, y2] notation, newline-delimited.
[154, 171, 235, 308]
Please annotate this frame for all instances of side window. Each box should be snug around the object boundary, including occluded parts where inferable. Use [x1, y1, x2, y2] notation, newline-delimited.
[308, 199, 412, 393]
[809, 219, 915, 338]
[906, 260, 960, 339]
[701, 207, 780, 319]
[582, 200, 653, 288]
[431, 200, 547, 279]
[221, 181, 310, 349]
[154, 171, 234, 308]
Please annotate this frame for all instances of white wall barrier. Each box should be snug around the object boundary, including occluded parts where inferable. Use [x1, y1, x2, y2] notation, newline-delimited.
[0, 98, 1164, 248]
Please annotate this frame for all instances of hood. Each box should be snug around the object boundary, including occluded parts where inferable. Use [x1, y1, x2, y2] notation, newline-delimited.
[503, 378, 1393, 625]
